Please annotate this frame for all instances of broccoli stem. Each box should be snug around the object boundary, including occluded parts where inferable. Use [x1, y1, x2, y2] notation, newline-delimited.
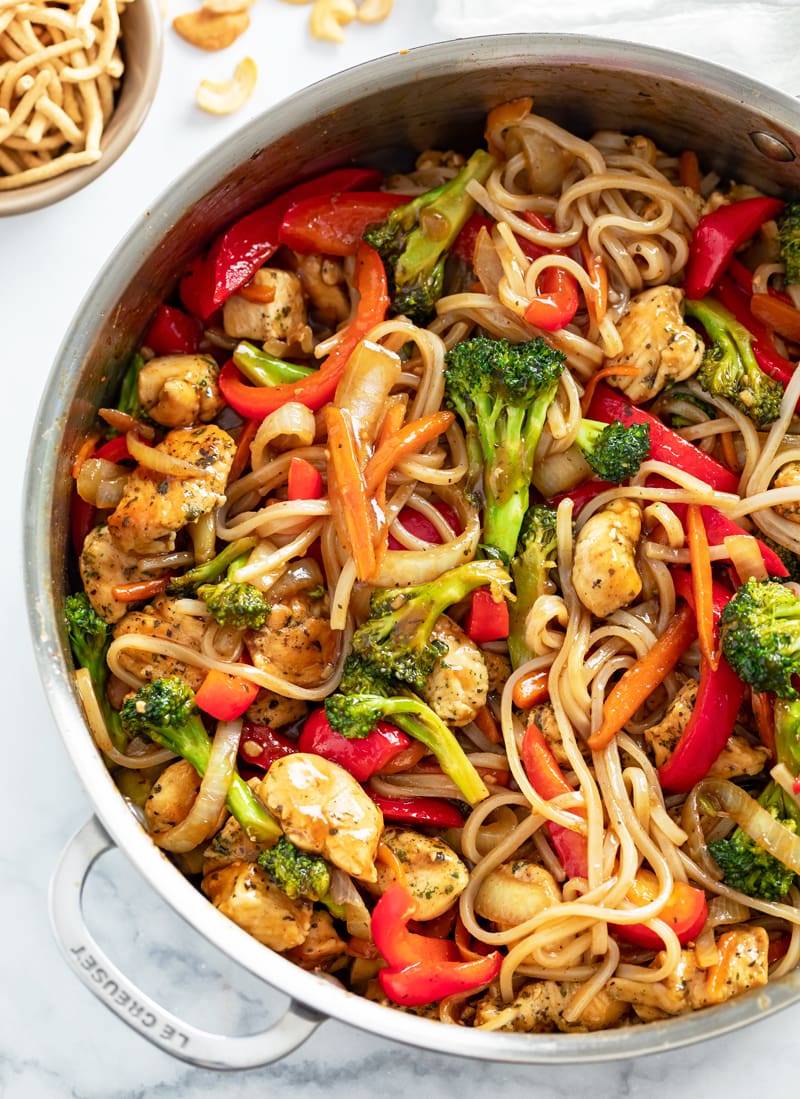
[232, 342, 315, 387]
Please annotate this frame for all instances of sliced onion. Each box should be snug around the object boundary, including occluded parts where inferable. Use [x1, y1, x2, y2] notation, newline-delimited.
[707, 894, 751, 928]
[75, 667, 175, 769]
[374, 486, 480, 587]
[126, 431, 213, 479]
[472, 225, 504, 296]
[328, 867, 371, 939]
[693, 924, 720, 969]
[250, 402, 316, 469]
[76, 457, 129, 507]
[155, 719, 243, 853]
[267, 557, 324, 601]
[98, 408, 155, 439]
[335, 339, 402, 447]
[695, 777, 800, 876]
[724, 534, 768, 583]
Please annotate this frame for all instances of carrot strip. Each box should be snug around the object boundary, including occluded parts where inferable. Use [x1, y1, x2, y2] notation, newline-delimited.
[719, 430, 739, 474]
[378, 741, 428, 775]
[71, 433, 101, 479]
[750, 292, 800, 343]
[679, 150, 702, 193]
[580, 365, 640, 415]
[377, 399, 408, 450]
[111, 576, 171, 603]
[364, 410, 454, 494]
[238, 283, 276, 304]
[751, 691, 776, 758]
[376, 839, 408, 890]
[587, 603, 698, 750]
[705, 930, 741, 1003]
[473, 705, 502, 744]
[485, 97, 533, 158]
[228, 418, 259, 484]
[511, 667, 550, 710]
[325, 404, 377, 581]
[687, 503, 717, 670]
[579, 238, 608, 323]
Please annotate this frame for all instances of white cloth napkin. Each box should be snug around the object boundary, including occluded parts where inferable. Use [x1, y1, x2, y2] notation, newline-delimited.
[432, 1, 799, 95]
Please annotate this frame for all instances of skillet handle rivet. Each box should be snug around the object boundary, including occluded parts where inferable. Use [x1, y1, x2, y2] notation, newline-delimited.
[749, 131, 796, 161]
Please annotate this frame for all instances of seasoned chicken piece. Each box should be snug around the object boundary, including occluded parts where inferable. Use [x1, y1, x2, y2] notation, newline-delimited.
[474, 981, 628, 1033]
[419, 614, 488, 727]
[603, 286, 703, 403]
[79, 523, 167, 623]
[202, 861, 313, 951]
[572, 499, 642, 618]
[772, 461, 800, 524]
[645, 679, 770, 778]
[294, 254, 350, 328]
[144, 759, 202, 835]
[245, 590, 337, 690]
[112, 595, 207, 689]
[609, 928, 769, 1018]
[222, 267, 310, 349]
[260, 753, 383, 882]
[107, 425, 235, 554]
[244, 689, 308, 730]
[474, 861, 561, 932]
[137, 354, 224, 428]
[286, 910, 348, 971]
[203, 813, 265, 875]
[365, 828, 470, 920]
[483, 650, 512, 696]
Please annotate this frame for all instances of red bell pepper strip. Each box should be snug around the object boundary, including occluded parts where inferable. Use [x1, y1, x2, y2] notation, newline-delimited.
[612, 869, 708, 949]
[195, 667, 260, 722]
[238, 722, 298, 771]
[278, 191, 409, 256]
[549, 478, 615, 517]
[298, 708, 412, 783]
[93, 435, 135, 464]
[657, 571, 746, 792]
[587, 383, 740, 494]
[521, 720, 588, 878]
[287, 456, 323, 500]
[179, 166, 383, 319]
[683, 196, 785, 300]
[521, 210, 580, 331]
[143, 303, 203, 356]
[712, 273, 796, 386]
[464, 588, 509, 643]
[111, 577, 171, 604]
[387, 501, 462, 550]
[366, 790, 464, 829]
[372, 883, 502, 1007]
[451, 213, 495, 265]
[70, 493, 95, 555]
[218, 240, 389, 418]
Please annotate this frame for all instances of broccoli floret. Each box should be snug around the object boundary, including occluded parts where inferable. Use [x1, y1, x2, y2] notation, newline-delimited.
[444, 336, 566, 560]
[720, 577, 800, 699]
[166, 536, 257, 598]
[257, 836, 330, 900]
[120, 676, 281, 844]
[778, 201, 800, 285]
[762, 536, 800, 583]
[508, 504, 558, 669]
[196, 578, 272, 630]
[350, 559, 511, 690]
[708, 781, 799, 901]
[363, 149, 495, 323]
[65, 592, 126, 750]
[325, 655, 489, 805]
[573, 419, 650, 483]
[684, 297, 784, 429]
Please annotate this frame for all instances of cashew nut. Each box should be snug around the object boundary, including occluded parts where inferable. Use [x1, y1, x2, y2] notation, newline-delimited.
[356, 0, 392, 22]
[173, 8, 250, 50]
[196, 56, 257, 115]
[309, 0, 356, 43]
[202, 0, 254, 13]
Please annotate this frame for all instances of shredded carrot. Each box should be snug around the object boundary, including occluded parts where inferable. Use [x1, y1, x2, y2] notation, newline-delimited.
[704, 930, 741, 1004]
[325, 404, 377, 581]
[579, 238, 608, 324]
[111, 576, 171, 603]
[687, 503, 717, 670]
[228, 417, 260, 484]
[238, 283, 276, 304]
[71, 433, 101, 479]
[377, 399, 408, 449]
[580, 365, 640, 415]
[473, 705, 502, 744]
[511, 667, 550, 710]
[376, 839, 408, 890]
[364, 410, 454, 494]
[720, 430, 739, 474]
[750, 292, 800, 343]
[751, 691, 776, 758]
[587, 603, 698, 750]
[678, 150, 702, 193]
[484, 97, 533, 158]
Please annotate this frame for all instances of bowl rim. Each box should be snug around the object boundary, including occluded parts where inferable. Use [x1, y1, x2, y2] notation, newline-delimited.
[24, 30, 800, 1063]
[0, 0, 164, 218]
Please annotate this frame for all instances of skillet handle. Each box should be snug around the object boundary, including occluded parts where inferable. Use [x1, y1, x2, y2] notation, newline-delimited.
[49, 816, 323, 1069]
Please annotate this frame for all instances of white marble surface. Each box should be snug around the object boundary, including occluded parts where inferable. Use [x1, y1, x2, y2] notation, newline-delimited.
[6, 2, 800, 1095]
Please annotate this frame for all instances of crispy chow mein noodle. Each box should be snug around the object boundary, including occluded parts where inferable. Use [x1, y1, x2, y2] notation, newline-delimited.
[65, 99, 800, 1032]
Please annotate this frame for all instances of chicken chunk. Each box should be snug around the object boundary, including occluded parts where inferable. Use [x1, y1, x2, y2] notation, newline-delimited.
[222, 267, 310, 350]
[572, 498, 642, 618]
[772, 461, 800, 524]
[294, 254, 350, 329]
[79, 523, 167, 623]
[112, 595, 207, 689]
[144, 759, 207, 836]
[419, 614, 488, 727]
[604, 286, 703, 403]
[260, 753, 383, 882]
[107, 425, 235, 554]
[474, 980, 628, 1033]
[203, 813, 265, 875]
[245, 590, 337, 690]
[474, 861, 561, 931]
[483, 650, 512, 696]
[244, 689, 308, 730]
[645, 678, 770, 778]
[202, 861, 313, 951]
[365, 828, 470, 920]
[285, 910, 348, 971]
[138, 354, 224, 428]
